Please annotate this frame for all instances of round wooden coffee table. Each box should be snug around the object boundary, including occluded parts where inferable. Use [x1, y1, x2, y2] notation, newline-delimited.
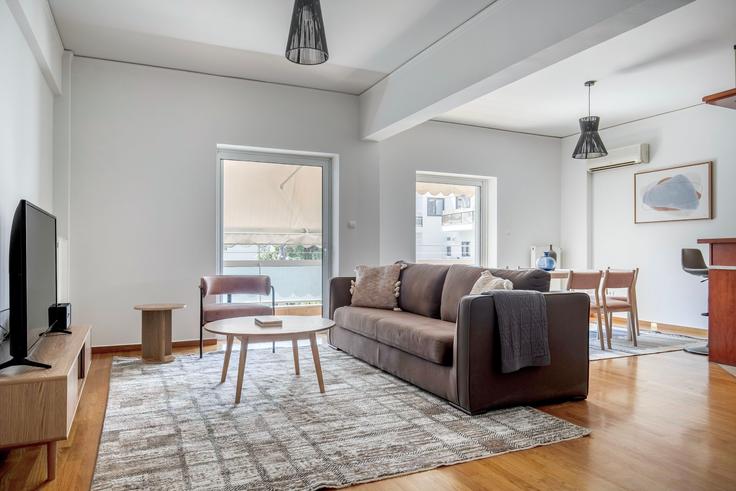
[134, 303, 186, 363]
[204, 316, 335, 403]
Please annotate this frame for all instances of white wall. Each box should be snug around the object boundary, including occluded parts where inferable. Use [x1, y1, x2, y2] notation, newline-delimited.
[0, 1, 55, 314]
[69, 58, 380, 346]
[378, 121, 562, 268]
[560, 104, 736, 330]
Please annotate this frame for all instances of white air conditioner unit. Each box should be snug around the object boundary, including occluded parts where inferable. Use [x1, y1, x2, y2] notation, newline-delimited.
[587, 144, 649, 172]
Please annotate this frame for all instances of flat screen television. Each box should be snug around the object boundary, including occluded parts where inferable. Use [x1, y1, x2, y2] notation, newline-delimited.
[0, 200, 57, 371]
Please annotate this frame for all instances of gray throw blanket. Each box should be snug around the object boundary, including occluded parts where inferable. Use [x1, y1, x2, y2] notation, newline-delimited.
[482, 290, 550, 373]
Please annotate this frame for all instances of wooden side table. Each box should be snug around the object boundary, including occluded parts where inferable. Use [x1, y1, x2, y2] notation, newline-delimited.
[134, 303, 186, 363]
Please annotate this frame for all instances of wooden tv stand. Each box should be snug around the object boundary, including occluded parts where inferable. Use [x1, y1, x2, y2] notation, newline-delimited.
[0, 325, 91, 481]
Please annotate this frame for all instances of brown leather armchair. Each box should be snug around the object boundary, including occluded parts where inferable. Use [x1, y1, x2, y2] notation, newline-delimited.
[199, 275, 275, 357]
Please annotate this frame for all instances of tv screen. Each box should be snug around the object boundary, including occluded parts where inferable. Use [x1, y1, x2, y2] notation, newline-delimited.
[9, 200, 57, 358]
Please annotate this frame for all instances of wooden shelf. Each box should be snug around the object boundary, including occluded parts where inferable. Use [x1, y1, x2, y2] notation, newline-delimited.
[0, 325, 91, 481]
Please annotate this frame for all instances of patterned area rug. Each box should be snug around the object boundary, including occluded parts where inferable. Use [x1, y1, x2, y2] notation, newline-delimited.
[589, 325, 705, 360]
[94, 347, 589, 490]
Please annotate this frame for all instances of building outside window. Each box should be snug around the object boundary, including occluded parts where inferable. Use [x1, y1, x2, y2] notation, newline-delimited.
[427, 197, 445, 216]
[461, 241, 470, 257]
[416, 174, 490, 266]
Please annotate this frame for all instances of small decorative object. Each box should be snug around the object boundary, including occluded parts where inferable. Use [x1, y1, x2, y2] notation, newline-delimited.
[572, 81, 608, 159]
[547, 244, 557, 262]
[634, 161, 713, 223]
[536, 251, 557, 272]
[285, 0, 329, 65]
[255, 316, 283, 327]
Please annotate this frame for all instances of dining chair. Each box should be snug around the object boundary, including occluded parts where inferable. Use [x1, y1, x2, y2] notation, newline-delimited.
[567, 270, 607, 349]
[601, 269, 639, 347]
[199, 275, 276, 358]
[606, 268, 640, 336]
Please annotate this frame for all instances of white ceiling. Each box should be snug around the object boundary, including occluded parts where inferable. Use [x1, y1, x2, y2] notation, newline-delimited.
[48, 0, 494, 94]
[437, 0, 736, 137]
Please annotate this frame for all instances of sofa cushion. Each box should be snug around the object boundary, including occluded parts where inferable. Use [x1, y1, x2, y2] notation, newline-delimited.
[333, 306, 455, 365]
[396, 262, 449, 318]
[350, 264, 402, 310]
[488, 268, 551, 292]
[470, 270, 513, 294]
[203, 303, 272, 322]
[440, 265, 551, 322]
[333, 306, 391, 340]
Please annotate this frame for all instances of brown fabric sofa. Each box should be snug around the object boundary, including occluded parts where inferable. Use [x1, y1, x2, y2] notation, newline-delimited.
[329, 263, 590, 414]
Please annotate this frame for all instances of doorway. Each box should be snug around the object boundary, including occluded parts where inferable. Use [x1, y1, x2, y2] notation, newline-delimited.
[216, 148, 332, 316]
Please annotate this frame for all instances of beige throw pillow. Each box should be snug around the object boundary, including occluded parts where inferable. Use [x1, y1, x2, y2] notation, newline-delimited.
[470, 270, 514, 294]
[350, 264, 403, 310]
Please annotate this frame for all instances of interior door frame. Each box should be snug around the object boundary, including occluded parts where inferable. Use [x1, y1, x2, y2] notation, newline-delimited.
[215, 146, 334, 313]
[415, 172, 491, 267]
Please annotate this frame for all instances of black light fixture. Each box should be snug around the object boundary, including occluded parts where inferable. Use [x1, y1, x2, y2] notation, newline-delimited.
[572, 80, 608, 159]
[285, 0, 328, 65]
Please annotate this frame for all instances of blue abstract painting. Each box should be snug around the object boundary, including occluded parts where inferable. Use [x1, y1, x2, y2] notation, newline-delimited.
[635, 162, 712, 223]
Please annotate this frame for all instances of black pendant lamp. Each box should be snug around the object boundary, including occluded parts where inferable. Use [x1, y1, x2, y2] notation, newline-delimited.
[285, 0, 329, 65]
[572, 81, 607, 159]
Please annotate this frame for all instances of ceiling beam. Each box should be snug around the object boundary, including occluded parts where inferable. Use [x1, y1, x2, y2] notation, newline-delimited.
[359, 0, 693, 141]
[7, 0, 65, 95]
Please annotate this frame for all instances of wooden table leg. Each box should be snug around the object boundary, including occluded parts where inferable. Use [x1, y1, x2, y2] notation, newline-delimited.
[235, 336, 248, 404]
[292, 338, 300, 376]
[595, 307, 605, 350]
[221, 335, 234, 383]
[47, 441, 57, 481]
[309, 333, 325, 393]
[141, 310, 175, 363]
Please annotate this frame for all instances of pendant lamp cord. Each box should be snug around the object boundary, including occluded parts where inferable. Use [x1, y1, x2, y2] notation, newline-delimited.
[588, 83, 591, 118]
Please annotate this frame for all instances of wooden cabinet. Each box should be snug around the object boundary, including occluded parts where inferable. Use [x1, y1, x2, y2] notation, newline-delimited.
[698, 237, 736, 266]
[698, 238, 736, 367]
[0, 325, 91, 481]
[708, 268, 736, 366]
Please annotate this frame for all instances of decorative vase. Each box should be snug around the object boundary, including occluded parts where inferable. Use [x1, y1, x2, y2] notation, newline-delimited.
[547, 244, 557, 262]
[536, 251, 557, 271]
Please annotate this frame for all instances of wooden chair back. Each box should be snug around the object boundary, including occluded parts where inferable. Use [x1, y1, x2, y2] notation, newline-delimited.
[566, 270, 603, 306]
[567, 270, 603, 290]
[602, 269, 636, 290]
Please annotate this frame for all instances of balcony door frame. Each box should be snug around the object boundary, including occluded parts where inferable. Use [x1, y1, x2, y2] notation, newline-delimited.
[215, 145, 334, 313]
[415, 172, 493, 267]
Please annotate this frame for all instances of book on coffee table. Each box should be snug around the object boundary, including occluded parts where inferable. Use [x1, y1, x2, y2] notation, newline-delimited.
[254, 316, 283, 328]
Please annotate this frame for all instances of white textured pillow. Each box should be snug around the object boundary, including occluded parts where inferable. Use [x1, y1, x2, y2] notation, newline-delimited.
[470, 270, 514, 294]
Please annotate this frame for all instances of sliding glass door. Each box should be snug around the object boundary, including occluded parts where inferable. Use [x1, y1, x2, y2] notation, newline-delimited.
[217, 149, 331, 315]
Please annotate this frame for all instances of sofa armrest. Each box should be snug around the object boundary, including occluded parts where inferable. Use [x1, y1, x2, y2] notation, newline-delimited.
[452, 291, 590, 413]
[329, 277, 355, 319]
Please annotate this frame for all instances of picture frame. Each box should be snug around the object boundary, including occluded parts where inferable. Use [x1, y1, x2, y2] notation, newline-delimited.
[634, 161, 712, 224]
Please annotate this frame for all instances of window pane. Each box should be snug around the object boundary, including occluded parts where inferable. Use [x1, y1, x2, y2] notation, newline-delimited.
[223, 160, 323, 306]
[416, 180, 480, 266]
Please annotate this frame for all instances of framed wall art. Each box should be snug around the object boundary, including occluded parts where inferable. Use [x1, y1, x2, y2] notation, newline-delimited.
[634, 161, 712, 224]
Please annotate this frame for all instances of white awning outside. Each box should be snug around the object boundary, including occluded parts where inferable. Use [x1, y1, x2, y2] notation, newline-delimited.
[415, 181, 477, 197]
[224, 160, 322, 246]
